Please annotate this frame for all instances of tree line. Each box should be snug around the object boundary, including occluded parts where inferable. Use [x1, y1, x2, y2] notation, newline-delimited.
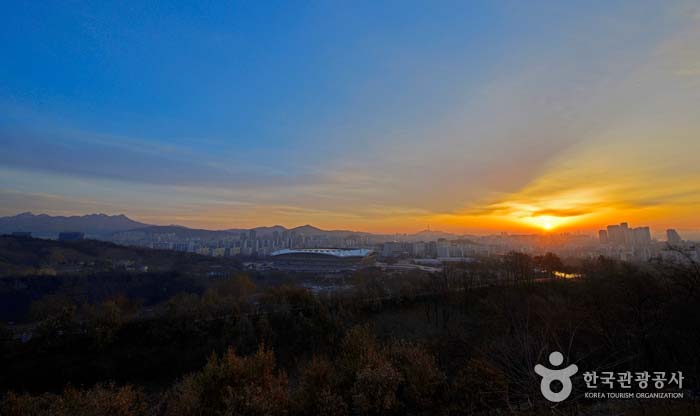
[2, 251, 700, 415]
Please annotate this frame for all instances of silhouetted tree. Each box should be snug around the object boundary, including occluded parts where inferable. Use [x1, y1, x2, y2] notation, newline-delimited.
[166, 345, 288, 416]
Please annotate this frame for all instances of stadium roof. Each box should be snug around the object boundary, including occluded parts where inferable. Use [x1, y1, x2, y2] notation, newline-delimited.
[270, 248, 373, 258]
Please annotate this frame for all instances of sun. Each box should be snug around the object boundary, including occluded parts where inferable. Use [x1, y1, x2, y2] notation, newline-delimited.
[524, 215, 565, 231]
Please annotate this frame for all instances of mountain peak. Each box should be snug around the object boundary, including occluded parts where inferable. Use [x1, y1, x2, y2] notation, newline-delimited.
[0, 212, 149, 235]
[294, 224, 321, 231]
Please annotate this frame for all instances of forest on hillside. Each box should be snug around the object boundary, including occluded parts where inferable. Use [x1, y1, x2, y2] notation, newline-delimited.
[1, 241, 699, 415]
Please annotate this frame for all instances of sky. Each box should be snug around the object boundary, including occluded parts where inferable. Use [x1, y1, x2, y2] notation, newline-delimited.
[1, 1, 700, 236]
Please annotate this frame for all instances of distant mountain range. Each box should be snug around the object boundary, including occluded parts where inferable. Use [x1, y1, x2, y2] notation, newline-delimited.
[0, 212, 459, 241]
[0, 212, 148, 236]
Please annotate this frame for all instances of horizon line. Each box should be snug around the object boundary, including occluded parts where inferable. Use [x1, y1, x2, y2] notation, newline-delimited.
[2, 211, 696, 238]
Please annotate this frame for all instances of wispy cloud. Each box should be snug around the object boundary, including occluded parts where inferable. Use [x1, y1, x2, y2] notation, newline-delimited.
[1, 2, 700, 233]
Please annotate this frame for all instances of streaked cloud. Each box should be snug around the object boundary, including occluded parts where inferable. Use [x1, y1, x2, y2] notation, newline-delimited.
[1, 1, 699, 234]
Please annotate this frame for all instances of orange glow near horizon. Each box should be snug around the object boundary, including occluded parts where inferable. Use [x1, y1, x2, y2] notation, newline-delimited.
[132, 206, 686, 240]
[9, 123, 699, 238]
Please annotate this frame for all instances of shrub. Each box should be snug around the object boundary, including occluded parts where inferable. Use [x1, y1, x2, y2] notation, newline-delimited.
[166, 344, 288, 416]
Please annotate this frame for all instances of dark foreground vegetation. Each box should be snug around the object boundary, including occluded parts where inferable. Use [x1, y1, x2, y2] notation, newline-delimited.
[1, 239, 699, 415]
[0, 235, 243, 322]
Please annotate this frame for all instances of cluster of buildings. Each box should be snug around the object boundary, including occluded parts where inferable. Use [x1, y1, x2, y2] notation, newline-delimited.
[598, 223, 651, 247]
[595, 223, 694, 262]
[115, 229, 373, 257]
[111, 223, 694, 265]
[379, 224, 696, 265]
[381, 239, 496, 260]
[7, 220, 698, 269]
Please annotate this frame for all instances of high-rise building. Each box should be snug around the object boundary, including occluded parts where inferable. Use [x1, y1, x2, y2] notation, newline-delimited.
[382, 242, 406, 258]
[620, 223, 631, 245]
[667, 229, 682, 244]
[607, 225, 623, 245]
[598, 230, 608, 244]
[605, 223, 651, 246]
[633, 227, 651, 246]
[436, 242, 451, 258]
[412, 241, 426, 257]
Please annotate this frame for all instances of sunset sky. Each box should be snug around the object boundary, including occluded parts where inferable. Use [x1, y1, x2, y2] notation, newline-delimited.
[2, 1, 700, 236]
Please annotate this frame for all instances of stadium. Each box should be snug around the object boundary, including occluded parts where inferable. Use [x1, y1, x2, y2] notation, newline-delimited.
[270, 248, 376, 272]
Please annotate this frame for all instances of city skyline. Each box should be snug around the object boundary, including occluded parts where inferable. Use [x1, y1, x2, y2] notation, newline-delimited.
[2, 2, 700, 234]
[0, 210, 694, 241]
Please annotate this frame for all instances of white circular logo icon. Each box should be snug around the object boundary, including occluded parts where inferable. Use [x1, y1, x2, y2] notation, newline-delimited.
[534, 351, 578, 402]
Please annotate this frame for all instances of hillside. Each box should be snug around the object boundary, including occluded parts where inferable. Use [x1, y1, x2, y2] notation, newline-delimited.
[0, 235, 240, 277]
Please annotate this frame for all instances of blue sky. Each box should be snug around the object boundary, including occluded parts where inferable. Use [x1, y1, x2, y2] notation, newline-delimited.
[2, 1, 700, 233]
